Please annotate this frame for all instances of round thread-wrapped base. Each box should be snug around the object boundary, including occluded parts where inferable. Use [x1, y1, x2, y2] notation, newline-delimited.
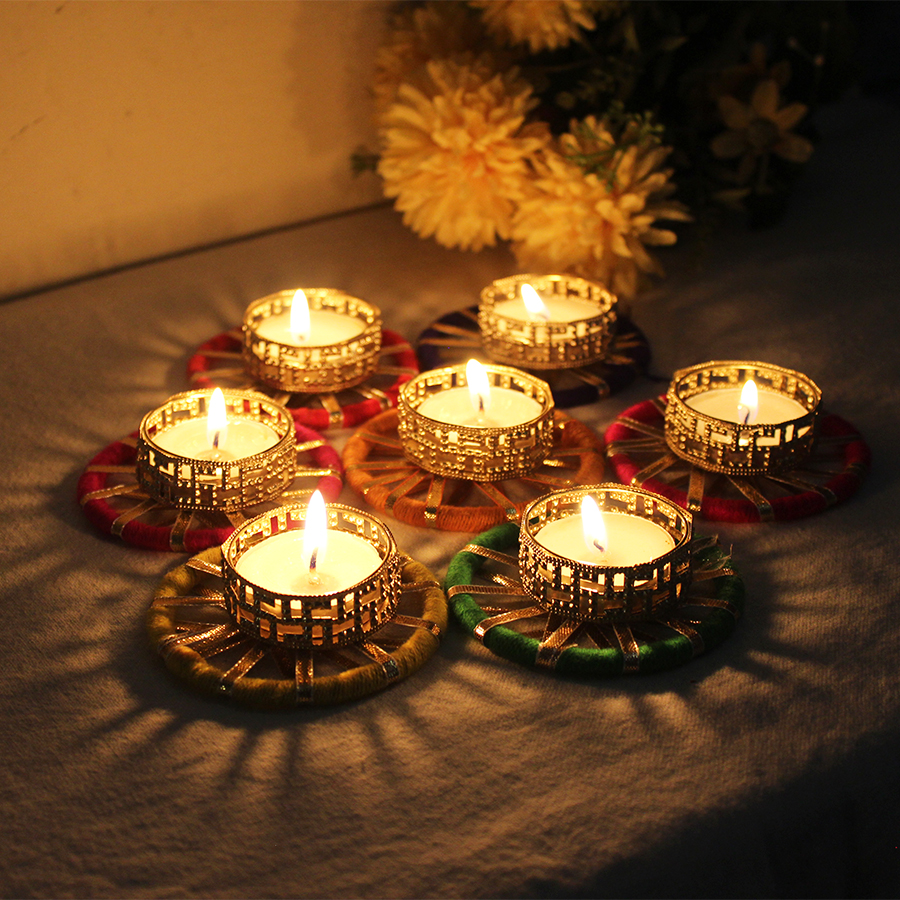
[415, 306, 649, 408]
[148, 549, 447, 708]
[78, 425, 342, 551]
[343, 409, 606, 532]
[186, 328, 419, 430]
[446, 523, 744, 676]
[605, 397, 870, 523]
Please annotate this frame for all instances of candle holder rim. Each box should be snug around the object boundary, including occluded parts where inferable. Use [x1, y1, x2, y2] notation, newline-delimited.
[670, 359, 823, 407]
[242, 287, 382, 352]
[521, 482, 694, 568]
[221, 501, 398, 599]
[138, 388, 295, 462]
[399, 361, 554, 422]
[480, 272, 618, 324]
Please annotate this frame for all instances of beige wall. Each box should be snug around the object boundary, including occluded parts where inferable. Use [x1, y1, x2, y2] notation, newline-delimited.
[0, 0, 389, 299]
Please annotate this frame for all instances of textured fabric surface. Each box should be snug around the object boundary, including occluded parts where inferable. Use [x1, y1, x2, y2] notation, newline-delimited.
[0, 96, 899, 899]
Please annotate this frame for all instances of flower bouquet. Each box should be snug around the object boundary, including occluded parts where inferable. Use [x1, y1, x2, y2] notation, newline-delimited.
[359, 1, 854, 301]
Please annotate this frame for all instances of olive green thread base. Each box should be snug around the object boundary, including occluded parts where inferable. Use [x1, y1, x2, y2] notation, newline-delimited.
[149, 548, 447, 708]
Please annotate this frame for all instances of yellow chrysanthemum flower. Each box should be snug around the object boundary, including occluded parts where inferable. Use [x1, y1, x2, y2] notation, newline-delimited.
[373, 2, 486, 118]
[377, 58, 548, 252]
[511, 116, 690, 300]
[469, 0, 599, 53]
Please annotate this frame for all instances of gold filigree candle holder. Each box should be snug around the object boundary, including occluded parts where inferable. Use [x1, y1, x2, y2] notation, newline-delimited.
[242, 288, 382, 393]
[519, 485, 693, 624]
[397, 363, 555, 482]
[665, 361, 822, 475]
[221, 503, 402, 649]
[478, 274, 618, 370]
[137, 389, 296, 511]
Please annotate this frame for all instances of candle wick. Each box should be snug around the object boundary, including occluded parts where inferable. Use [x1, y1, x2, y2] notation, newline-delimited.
[212, 429, 221, 450]
[592, 539, 606, 554]
[738, 406, 750, 426]
[308, 546, 321, 585]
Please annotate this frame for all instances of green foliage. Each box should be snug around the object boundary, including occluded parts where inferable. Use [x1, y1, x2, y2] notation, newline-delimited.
[562, 102, 664, 186]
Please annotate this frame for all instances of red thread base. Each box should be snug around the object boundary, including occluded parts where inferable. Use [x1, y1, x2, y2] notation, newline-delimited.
[78, 424, 342, 551]
[604, 398, 870, 523]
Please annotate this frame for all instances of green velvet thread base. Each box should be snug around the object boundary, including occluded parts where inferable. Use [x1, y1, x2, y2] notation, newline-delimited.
[446, 523, 744, 676]
[148, 547, 448, 709]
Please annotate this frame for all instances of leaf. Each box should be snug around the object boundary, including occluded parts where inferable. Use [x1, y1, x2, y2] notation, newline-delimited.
[659, 35, 688, 53]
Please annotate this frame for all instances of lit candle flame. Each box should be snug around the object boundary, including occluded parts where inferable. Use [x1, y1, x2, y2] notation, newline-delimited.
[466, 358, 492, 418]
[737, 378, 759, 425]
[206, 387, 228, 453]
[302, 489, 327, 585]
[290, 288, 311, 343]
[581, 494, 607, 556]
[521, 283, 551, 321]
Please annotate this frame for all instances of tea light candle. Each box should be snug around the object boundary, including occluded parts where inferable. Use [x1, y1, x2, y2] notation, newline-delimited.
[234, 491, 383, 596]
[150, 388, 280, 461]
[415, 359, 543, 427]
[253, 288, 365, 347]
[686, 379, 807, 424]
[492, 282, 600, 323]
[535, 495, 675, 567]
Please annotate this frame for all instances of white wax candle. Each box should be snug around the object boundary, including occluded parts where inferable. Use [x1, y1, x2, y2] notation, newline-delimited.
[417, 387, 542, 428]
[536, 512, 675, 567]
[254, 309, 365, 347]
[152, 418, 279, 461]
[686, 387, 807, 424]
[235, 529, 383, 595]
[493, 295, 599, 323]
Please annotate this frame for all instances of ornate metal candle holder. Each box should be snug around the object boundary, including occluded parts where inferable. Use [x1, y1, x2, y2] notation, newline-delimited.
[242, 288, 382, 394]
[221, 503, 402, 649]
[519, 485, 693, 624]
[137, 389, 296, 511]
[665, 361, 822, 475]
[478, 274, 617, 370]
[397, 363, 554, 482]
